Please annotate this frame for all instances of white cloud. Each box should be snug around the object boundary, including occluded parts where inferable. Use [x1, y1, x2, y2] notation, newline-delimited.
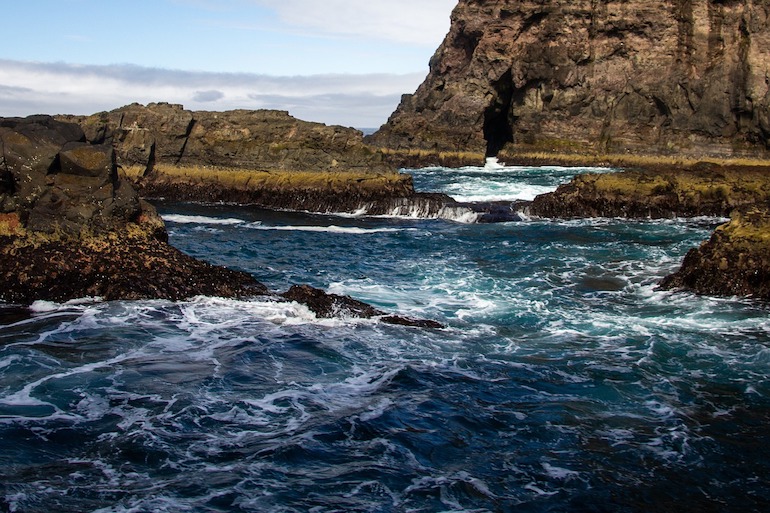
[0, 59, 425, 128]
[251, 0, 457, 46]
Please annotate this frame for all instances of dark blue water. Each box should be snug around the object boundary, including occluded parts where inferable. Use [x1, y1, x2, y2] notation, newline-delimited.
[1, 165, 769, 512]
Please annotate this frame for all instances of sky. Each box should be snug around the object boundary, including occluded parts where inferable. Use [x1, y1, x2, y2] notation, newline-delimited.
[0, 0, 457, 128]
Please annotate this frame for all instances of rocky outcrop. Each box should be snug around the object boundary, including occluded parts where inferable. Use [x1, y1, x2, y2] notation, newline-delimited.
[529, 164, 770, 219]
[58, 104, 472, 217]
[0, 116, 146, 235]
[660, 208, 770, 300]
[369, 0, 770, 160]
[0, 115, 266, 304]
[58, 103, 393, 176]
[0, 230, 268, 304]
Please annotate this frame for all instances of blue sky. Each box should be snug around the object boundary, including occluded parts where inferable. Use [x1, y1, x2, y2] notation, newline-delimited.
[0, 0, 457, 127]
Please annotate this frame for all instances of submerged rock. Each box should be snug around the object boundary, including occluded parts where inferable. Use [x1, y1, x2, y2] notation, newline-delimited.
[281, 285, 445, 329]
[660, 209, 770, 300]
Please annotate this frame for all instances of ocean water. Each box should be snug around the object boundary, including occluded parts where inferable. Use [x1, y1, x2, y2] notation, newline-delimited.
[1, 164, 769, 512]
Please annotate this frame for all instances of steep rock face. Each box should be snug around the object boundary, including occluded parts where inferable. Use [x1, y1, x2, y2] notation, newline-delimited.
[369, 0, 770, 159]
[59, 103, 393, 175]
[660, 208, 770, 299]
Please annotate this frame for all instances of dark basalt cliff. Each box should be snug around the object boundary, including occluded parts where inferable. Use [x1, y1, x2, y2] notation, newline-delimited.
[369, 0, 770, 160]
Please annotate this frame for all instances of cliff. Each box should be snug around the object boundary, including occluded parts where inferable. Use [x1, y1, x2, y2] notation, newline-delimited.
[369, 0, 770, 161]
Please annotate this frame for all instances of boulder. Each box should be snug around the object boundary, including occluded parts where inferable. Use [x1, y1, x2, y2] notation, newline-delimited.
[660, 209, 770, 300]
[282, 285, 445, 328]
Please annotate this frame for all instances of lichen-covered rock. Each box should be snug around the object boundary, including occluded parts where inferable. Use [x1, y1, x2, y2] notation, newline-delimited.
[660, 209, 770, 300]
[369, 0, 770, 160]
[529, 164, 770, 219]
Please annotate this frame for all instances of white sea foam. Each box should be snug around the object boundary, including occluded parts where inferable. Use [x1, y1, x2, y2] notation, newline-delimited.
[162, 214, 248, 225]
[485, 156, 506, 169]
[541, 462, 581, 481]
[448, 183, 557, 202]
[246, 224, 413, 235]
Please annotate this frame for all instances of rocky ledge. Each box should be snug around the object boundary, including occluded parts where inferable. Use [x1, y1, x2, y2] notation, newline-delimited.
[0, 115, 442, 327]
[528, 163, 770, 219]
[0, 115, 258, 304]
[57, 104, 446, 216]
[660, 209, 770, 301]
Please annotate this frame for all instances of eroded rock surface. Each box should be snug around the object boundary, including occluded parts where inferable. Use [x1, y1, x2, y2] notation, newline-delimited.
[529, 164, 770, 219]
[369, 0, 770, 160]
[59, 103, 393, 175]
[0, 115, 266, 304]
[660, 209, 770, 300]
[0, 116, 444, 327]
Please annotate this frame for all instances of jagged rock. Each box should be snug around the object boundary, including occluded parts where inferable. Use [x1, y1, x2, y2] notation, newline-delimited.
[281, 285, 445, 328]
[58, 103, 394, 175]
[529, 164, 770, 219]
[0, 232, 269, 304]
[660, 209, 770, 300]
[0, 115, 266, 304]
[368, 0, 770, 160]
[0, 117, 143, 235]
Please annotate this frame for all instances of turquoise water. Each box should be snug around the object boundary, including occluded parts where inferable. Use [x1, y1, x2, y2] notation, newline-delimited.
[1, 165, 769, 512]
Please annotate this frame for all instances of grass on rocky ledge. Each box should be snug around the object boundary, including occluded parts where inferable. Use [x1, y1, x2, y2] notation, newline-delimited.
[122, 164, 411, 191]
[500, 150, 770, 170]
[375, 146, 770, 170]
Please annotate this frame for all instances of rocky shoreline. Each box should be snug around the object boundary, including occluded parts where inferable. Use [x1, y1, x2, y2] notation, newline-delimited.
[0, 115, 443, 328]
[5, 106, 770, 306]
[524, 163, 770, 301]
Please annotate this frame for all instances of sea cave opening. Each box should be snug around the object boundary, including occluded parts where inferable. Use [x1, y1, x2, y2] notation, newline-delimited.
[483, 69, 515, 158]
